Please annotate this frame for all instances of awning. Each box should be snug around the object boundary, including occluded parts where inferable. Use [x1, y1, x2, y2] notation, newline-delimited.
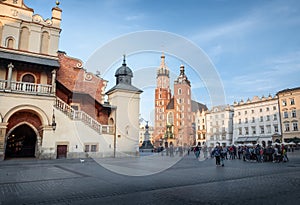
[0, 50, 59, 67]
[236, 137, 259, 143]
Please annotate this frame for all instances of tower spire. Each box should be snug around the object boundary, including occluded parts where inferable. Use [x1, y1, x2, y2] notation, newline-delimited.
[122, 54, 126, 66]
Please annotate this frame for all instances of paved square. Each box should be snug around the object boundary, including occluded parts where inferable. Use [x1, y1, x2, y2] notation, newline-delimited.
[0, 151, 300, 205]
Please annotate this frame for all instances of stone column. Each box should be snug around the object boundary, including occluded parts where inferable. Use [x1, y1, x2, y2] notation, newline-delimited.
[0, 123, 8, 160]
[51, 69, 56, 94]
[6, 63, 14, 90]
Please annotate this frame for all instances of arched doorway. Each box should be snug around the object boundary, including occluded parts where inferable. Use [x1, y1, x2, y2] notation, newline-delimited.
[5, 124, 37, 158]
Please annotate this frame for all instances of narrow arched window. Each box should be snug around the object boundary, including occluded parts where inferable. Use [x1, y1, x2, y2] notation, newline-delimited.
[0, 22, 3, 46]
[40, 31, 49, 54]
[6, 37, 14, 49]
[167, 112, 174, 125]
[19, 26, 29, 50]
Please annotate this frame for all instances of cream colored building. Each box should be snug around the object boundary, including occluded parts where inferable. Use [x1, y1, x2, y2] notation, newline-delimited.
[206, 105, 234, 147]
[0, 0, 142, 160]
[277, 87, 300, 142]
[233, 95, 281, 145]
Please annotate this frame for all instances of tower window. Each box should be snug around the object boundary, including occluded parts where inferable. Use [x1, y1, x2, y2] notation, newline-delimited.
[178, 88, 182, 95]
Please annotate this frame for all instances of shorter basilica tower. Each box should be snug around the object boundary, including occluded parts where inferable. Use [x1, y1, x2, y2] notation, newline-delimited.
[106, 56, 143, 155]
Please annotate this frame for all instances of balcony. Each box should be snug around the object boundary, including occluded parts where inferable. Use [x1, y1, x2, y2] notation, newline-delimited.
[0, 80, 53, 96]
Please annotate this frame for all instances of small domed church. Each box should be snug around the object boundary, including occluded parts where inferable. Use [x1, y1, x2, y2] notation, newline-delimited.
[153, 54, 207, 147]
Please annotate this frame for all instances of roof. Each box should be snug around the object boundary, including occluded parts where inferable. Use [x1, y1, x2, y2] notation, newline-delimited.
[0, 50, 59, 67]
[106, 83, 143, 95]
[191, 100, 208, 112]
[277, 87, 300, 95]
[166, 98, 174, 110]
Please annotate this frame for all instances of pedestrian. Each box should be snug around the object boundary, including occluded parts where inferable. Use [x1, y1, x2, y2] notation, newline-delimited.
[212, 145, 221, 166]
[220, 146, 226, 166]
[194, 143, 201, 160]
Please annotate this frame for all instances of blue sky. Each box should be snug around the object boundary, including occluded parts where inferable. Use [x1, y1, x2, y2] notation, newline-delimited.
[25, 0, 300, 124]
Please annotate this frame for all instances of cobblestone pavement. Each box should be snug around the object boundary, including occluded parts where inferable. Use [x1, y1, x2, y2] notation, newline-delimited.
[0, 151, 300, 205]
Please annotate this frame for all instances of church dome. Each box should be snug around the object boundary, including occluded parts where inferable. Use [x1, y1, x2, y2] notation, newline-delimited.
[115, 56, 133, 77]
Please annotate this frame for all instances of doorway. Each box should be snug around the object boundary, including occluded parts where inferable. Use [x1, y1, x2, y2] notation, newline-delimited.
[5, 124, 37, 158]
[57, 145, 67, 159]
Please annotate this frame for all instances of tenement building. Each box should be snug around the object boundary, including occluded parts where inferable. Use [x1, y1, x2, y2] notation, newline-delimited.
[206, 105, 234, 147]
[277, 87, 300, 142]
[153, 54, 207, 147]
[233, 95, 281, 145]
[0, 0, 142, 160]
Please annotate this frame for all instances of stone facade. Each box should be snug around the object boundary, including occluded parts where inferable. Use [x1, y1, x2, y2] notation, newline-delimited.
[277, 87, 300, 141]
[206, 105, 234, 147]
[233, 95, 281, 145]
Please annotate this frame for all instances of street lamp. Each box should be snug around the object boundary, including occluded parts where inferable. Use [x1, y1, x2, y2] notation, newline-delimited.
[52, 109, 56, 131]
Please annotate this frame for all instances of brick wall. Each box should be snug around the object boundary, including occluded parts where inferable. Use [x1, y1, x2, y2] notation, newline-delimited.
[7, 111, 42, 133]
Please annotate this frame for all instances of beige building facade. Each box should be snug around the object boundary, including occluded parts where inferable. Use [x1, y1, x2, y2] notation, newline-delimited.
[277, 87, 300, 142]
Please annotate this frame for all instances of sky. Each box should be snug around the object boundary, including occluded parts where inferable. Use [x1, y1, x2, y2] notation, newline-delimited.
[25, 0, 300, 124]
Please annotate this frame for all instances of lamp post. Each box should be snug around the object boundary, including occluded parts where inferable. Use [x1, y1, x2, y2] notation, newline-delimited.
[52, 109, 56, 131]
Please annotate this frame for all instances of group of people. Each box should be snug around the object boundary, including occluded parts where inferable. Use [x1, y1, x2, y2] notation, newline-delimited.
[209, 143, 290, 166]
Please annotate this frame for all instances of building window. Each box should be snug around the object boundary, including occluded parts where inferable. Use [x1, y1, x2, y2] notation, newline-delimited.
[245, 127, 249, 135]
[222, 120, 224, 125]
[91, 145, 97, 152]
[202, 125, 205, 129]
[284, 111, 288, 118]
[252, 117, 255, 123]
[290, 98, 295, 105]
[19, 26, 29, 51]
[6, 37, 15, 49]
[260, 116, 263, 122]
[167, 112, 174, 124]
[266, 107, 269, 111]
[273, 114, 277, 121]
[285, 123, 290, 132]
[85, 145, 89, 152]
[40, 31, 50, 54]
[282, 100, 287, 106]
[273, 106, 276, 110]
[260, 108, 262, 112]
[292, 109, 296, 118]
[238, 127, 242, 135]
[245, 111, 247, 115]
[251, 110, 254, 114]
[238, 119, 241, 124]
[266, 115, 270, 121]
[260, 126, 264, 134]
[178, 88, 182, 95]
[22, 74, 35, 83]
[274, 124, 278, 132]
[203, 134, 206, 140]
[293, 122, 298, 131]
[238, 112, 241, 116]
[266, 125, 271, 133]
[252, 126, 256, 134]
[197, 134, 201, 140]
[245, 118, 248, 123]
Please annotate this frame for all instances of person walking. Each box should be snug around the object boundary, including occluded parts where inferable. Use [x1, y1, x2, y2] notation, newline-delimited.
[212, 145, 221, 166]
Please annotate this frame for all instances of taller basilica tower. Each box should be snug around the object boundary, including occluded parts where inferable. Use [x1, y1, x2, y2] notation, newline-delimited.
[154, 54, 171, 143]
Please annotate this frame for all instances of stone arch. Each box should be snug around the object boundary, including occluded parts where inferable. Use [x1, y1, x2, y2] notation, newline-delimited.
[40, 30, 49, 54]
[6, 36, 15, 49]
[5, 122, 41, 159]
[3, 104, 50, 126]
[21, 72, 36, 83]
[0, 112, 2, 123]
[19, 26, 30, 51]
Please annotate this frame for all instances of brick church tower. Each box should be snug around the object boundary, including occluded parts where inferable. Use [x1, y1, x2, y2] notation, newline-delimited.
[154, 54, 198, 147]
[154, 54, 171, 143]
